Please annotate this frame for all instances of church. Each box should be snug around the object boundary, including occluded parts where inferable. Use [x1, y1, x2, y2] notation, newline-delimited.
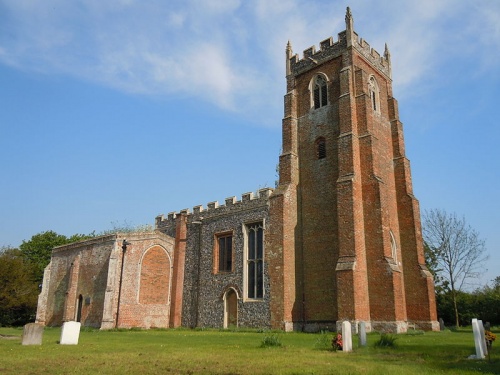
[36, 8, 439, 333]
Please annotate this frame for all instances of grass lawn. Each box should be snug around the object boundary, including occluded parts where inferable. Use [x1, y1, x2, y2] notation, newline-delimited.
[0, 326, 499, 374]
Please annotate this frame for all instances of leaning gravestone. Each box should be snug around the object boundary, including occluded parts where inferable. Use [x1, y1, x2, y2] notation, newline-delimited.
[439, 318, 445, 331]
[358, 321, 367, 347]
[342, 321, 353, 352]
[22, 323, 44, 345]
[471, 319, 485, 359]
[60, 321, 81, 345]
[478, 319, 488, 356]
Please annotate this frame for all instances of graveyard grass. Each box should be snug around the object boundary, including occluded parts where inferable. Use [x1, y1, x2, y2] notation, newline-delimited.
[1, 327, 499, 374]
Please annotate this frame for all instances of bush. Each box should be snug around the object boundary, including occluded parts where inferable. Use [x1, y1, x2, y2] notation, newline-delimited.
[260, 333, 282, 348]
[374, 333, 398, 348]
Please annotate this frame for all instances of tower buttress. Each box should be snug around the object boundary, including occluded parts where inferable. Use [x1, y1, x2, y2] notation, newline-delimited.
[269, 7, 438, 333]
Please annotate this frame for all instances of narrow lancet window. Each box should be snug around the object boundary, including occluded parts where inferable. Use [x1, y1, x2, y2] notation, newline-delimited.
[368, 76, 380, 113]
[313, 75, 328, 109]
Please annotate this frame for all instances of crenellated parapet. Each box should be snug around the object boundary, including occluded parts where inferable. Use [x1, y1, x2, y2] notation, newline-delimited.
[353, 37, 391, 78]
[289, 7, 391, 78]
[289, 32, 348, 76]
[155, 188, 274, 231]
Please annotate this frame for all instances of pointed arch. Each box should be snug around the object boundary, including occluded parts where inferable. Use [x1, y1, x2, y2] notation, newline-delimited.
[76, 294, 83, 322]
[368, 75, 380, 113]
[223, 287, 239, 328]
[390, 230, 398, 263]
[139, 245, 171, 305]
[310, 74, 329, 109]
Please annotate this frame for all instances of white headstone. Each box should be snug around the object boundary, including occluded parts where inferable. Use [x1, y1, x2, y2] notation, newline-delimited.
[22, 323, 44, 345]
[60, 321, 81, 345]
[471, 318, 485, 359]
[341, 321, 353, 352]
[358, 321, 367, 347]
[478, 320, 488, 356]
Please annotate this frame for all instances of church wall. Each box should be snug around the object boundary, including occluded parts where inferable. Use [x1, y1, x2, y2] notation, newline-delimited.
[38, 235, 116, 327]
[157, 189, 272, 329]
[109, 232, 175, 329]
[36, 231, 175, 329]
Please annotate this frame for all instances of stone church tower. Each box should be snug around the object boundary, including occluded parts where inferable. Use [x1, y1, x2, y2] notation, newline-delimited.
[36, 8, 439, 333]
[267, 8, 438, 332]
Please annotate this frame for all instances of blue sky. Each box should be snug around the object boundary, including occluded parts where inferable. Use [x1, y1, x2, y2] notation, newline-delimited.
[1, 0, 499, 287]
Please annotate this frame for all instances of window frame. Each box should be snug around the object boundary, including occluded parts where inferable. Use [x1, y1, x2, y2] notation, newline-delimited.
[213, 231, 234, 274]
[243, 221, 265, 300]
[311, 74, 328, 109]
[368, 75, 380, 114]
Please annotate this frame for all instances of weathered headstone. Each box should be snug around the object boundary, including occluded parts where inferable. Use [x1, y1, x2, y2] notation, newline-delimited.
[341, 321, 353, 352]
[471, 318, 485, 359]
[439, 318, 445, 331]
[60, 321, 81, 345]
[478, 320, 488, 356]
[22, 323, 44, 345]
[358, 321, 367, 347]
[484, 321, 491, 331]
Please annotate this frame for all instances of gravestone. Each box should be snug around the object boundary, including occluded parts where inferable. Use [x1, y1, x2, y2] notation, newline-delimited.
[341, 321, 353, 352]
[358, 321, 367, 347]
[22, 323, 44, 345]
[478, 319, 488, 356]
[484, 322, 491, 331]
[439, 318, 445, 331]
[60, 321, 81, 345]
[471, 318, 485, 359]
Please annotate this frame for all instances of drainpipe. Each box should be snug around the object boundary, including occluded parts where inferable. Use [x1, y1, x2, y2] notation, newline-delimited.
[115, 239, 130, 328]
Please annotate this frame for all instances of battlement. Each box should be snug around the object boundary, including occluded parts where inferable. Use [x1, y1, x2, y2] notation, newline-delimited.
[288, 7, 391, 78]
[155, 187, 273, 229]
[289, 32, 348, 76]
[354, 36, 391, 77]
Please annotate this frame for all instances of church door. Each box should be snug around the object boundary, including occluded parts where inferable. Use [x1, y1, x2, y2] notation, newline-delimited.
[224, 289, 238, 328]
[76, 295, 83, 322]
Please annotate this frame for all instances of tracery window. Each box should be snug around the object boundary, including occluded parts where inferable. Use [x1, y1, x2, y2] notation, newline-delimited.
[313, 75, 328, 109]
[368, 76, 380, 113]
[246, 222, 264, 299]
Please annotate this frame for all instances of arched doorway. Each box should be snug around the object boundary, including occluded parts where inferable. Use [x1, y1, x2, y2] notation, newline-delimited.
[224, 289, 238, 328]
[76, 294, 83, 322]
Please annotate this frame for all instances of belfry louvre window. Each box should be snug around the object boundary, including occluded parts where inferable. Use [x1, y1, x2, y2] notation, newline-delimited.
[246, 222, 264, 299]
[368, 76, 380, 113]
[316, 137, 326, 159]
[313, 75, 328, 109]
[216, 233, 233, 273]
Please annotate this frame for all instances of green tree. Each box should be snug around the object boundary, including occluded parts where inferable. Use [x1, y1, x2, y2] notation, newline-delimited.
[0, 247, 39, 326]
[422, 209, 488, 328]
[19, 231, 93, 283]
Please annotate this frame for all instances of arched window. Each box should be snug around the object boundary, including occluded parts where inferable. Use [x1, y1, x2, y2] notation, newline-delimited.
[139, 246, 171, 304]
[390, 230, 398, 263]
[245, 222, 264, 299]
[313, 75, 328, 109]
[316, 137, 326, 159]
[368, 76, 380, 113]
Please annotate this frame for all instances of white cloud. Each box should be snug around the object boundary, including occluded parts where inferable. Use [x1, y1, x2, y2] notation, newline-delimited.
[1, 0, 499, 123]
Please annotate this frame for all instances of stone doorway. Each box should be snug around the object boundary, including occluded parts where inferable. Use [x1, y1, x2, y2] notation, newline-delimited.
[224, 289, 238, 328]
[76, 294, 83, 322]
